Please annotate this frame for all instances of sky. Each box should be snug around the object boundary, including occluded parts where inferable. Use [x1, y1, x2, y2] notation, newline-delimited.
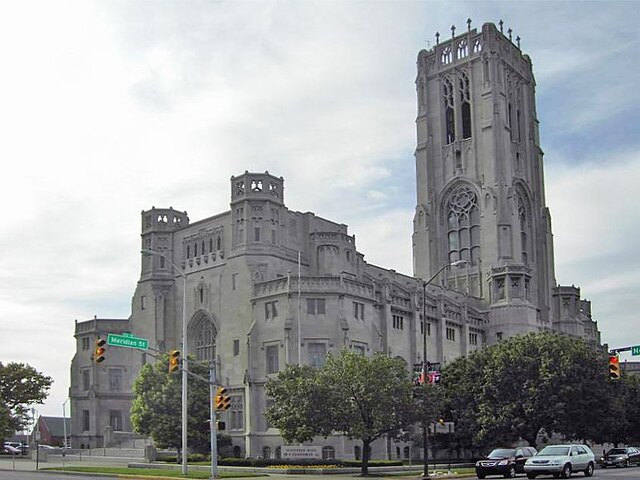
[0, 0, 639, 420]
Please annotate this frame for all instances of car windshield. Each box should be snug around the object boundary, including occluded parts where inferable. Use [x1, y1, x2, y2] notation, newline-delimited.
[608, 449, 627, 455]
[488, 448, 516, 458]
[538, 446, 570, 456]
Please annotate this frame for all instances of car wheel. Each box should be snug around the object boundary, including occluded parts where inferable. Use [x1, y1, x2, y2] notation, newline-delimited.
[504, 465, 516, 478]
[561, 463, 572, 478]
[584, 462, 594, 477]
[477, 474, 485, 479]
[601, 465, 606, 469]
[526, 474, 537, 479]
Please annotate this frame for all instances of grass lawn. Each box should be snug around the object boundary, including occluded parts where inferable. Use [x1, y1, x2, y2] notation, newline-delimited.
[45, 466, 266, 478]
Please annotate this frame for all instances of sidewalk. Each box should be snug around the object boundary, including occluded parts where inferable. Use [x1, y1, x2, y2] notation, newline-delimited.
[0, 454, 131, 472]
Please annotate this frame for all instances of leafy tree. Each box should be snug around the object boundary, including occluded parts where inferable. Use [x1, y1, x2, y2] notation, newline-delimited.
[131, 355, 212, 454]
[597, 372, 640, 446]
[442, 332, 609, 448]
[266, 350, 414, 475]
[0, 362, 53, 437]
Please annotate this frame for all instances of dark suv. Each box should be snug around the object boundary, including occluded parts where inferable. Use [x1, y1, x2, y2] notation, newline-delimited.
[475, 446, 537, 478]
[600, 447, 640, 468]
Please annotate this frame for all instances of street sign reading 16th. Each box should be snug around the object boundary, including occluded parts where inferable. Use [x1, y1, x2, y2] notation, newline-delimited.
[632, 345, 640, 356]
[107, 333, 149, 350]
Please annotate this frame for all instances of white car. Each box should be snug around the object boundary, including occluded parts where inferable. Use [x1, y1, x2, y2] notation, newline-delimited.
[524, 444, 595, 478]
[3, 444, 22, 455]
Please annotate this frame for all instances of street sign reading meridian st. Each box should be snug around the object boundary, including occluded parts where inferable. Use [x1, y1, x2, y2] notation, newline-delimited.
[107, 333, 149, 350]
[632, 345, 640, 356]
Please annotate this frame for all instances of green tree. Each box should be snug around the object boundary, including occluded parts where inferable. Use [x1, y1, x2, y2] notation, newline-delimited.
[266, 350, 414, 475]
[130, 355, 212, 454]
[0, 362, 53, 437]
[442, 332, 609, 448]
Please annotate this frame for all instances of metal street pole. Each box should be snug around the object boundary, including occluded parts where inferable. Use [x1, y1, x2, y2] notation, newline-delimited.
[62, 398, 69, 467]
[210, 362, 218, 479]
[420, 259, 466, 479]
[141, 249, 188, 476]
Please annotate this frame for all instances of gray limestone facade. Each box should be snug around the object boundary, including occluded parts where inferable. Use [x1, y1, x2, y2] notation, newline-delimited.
[69, 22, 601, 459]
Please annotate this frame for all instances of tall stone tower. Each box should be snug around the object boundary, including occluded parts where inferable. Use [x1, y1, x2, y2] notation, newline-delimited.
[412, 21, 556, 341]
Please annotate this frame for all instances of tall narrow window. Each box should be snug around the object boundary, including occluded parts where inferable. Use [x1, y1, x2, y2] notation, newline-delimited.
[266, 345, 279, 373]
[82, 410, 90, 431]
[518, 194, 529, 265]
[192, 316, 216, 362]
[230, 395, 244, 429]
[265, 301, 278, 319]
[308, 342, 327, 368]
[82, 369, 90, 391]
[447, 185, 480, 265]
[457, 40, 468, 59]
[443, 77, 455, 144]
[441, 45, 452, 65]
[108, 368, 123, 391]
[109, 410, 122, 431]
[459, 72, 472, 139]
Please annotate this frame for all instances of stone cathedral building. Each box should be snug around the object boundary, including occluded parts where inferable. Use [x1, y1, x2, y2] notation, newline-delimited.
[69, 21, 600, 458]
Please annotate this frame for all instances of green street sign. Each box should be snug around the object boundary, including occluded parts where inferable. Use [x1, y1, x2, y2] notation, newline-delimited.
[632, 345, 640, 356]
[107, 333, 149, 350]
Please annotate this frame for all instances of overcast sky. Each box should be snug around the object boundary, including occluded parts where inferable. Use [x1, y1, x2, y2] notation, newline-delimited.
[1, 0, 639, 420]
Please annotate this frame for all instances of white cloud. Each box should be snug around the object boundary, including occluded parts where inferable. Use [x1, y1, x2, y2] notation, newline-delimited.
[0, 0, 638, 417]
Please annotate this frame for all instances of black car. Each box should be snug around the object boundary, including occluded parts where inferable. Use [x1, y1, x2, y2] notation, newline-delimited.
[600, 446, 640, 468]
[476, 446, 537, 478]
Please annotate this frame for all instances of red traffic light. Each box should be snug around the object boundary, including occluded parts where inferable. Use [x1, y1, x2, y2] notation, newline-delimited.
[609, 354, 620, 380]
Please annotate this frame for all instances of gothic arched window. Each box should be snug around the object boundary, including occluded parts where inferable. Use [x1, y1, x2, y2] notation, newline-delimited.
[517, 194, 530, 266]
[459, 71, 472, 139]
[457, 40, 468, 59]
[443, 77, 455, 144]
[441, 45, 452, 65]
[190, 315, 216, 362]
[447, 185, 480, 265]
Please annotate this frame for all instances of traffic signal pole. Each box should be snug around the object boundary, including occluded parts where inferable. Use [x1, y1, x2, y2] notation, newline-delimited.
[210, 363, 218, 479]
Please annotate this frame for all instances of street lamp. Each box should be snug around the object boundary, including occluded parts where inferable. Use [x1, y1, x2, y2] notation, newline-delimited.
[420, 259, 466, 479]
[141, 249, 188, 476]
[62, 398, 69, 466]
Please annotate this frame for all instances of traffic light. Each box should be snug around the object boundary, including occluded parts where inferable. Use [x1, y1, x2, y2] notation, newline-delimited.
[169, 349, 181, 373]
[214, 386, 231, 410]
[609, 354, 621, 380]
[94, 339, 106, 363]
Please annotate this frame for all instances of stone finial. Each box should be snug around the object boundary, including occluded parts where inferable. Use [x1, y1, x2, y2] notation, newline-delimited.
[499, 19, 504, 33]
[467, 18, 472, 31]
[516, 36, 521, 49]
[451, 24, 456, 38]
[435, 31, 440, 45]
[508, 28, 513, 41]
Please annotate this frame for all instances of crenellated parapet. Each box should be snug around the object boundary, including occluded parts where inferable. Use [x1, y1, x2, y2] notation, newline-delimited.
[253, 275, 374, 301]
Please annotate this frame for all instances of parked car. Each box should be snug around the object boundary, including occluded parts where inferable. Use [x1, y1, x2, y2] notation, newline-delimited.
[600, 446, 640, 468]
[3, 444, 22, 455]
[524, 444, 595, 478]
[476, 446, 537, 478]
